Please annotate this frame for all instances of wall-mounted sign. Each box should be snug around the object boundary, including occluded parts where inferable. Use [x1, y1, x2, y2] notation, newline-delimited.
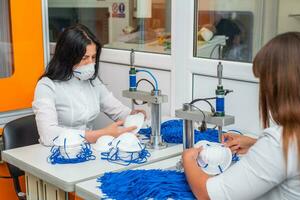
[112, 2, 125, 18]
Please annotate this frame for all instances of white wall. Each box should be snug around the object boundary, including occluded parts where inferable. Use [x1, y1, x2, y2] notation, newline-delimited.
[277, 0, 300, 33]
[93, 61, 172, 129]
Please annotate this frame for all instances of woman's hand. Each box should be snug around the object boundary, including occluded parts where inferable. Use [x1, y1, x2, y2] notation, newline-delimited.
[130, 109, 147, 119]
[103, 120, 137, 137]
[85, 120, 136, 143]
[222, 133, 257, 154]
[182, 147, 202, 162]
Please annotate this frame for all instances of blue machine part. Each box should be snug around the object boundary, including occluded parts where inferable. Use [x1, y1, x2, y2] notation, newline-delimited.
[98, 169, 195, 200]
[129, 73, 137, 90]
[216, 96, 225, 114]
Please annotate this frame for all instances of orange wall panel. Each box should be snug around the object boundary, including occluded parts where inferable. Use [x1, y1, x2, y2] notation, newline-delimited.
[0, 0, 44, 112]
[0, 163, 25, 200]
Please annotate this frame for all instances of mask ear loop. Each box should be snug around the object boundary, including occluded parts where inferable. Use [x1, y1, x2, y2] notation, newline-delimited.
[218, 165, 223, 173]
[232, 153, 239, 162]
[135, 142, 151, 163]
[101, 141, 131, 166]
[64, 138, 70, 159]
[197, 156, 208, 169]
[73, 71, 82, 75]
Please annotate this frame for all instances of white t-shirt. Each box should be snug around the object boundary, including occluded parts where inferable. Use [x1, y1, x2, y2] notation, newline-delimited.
[207, 126, 300, 200]
[32, 77, 131, 146]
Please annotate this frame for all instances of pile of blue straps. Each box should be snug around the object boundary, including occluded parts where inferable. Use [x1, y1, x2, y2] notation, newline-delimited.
[98, 169, 196, 200]
[139, 119, 219, 143]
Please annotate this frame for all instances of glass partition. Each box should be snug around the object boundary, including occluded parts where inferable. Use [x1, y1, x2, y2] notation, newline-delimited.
[194, 0, 300, 63]
[0, 0, 14, 78]
[194, 0, 259, 62]
[48, 0, 171, 55]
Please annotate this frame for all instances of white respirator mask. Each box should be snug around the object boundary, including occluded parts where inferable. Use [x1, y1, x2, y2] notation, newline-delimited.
[73, 63, 95, 80]
[195, 141, 232, 175]
[48, 131, 95, 164]
[92, 135, 115, 152]
[124, 113, 145, 134]
[101, 132, 150, 166]
[112, 132, 144, 152]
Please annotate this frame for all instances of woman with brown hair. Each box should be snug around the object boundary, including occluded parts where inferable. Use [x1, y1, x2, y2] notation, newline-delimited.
[182, 32, 300, 200]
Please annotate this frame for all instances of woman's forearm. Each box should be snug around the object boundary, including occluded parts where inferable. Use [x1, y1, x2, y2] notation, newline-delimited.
[183, 157, 210, 200]
[248, 136, 257, 147]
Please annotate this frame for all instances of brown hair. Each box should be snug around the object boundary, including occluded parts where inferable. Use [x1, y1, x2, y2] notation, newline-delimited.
[253, 32, 300, 165]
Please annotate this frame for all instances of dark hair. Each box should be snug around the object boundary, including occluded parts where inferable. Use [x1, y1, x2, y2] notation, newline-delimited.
[253, 32, 300, 165]
[41, 24, 102, 81]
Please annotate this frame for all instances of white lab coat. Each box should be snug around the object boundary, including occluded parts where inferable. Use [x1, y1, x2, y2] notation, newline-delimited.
[206, 126, 300, 200]
[32, 76, 131, 146]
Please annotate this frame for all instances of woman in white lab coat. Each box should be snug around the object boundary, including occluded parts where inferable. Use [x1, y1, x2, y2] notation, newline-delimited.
[183, 32, 300, 200]
[32, 24, 145, 146]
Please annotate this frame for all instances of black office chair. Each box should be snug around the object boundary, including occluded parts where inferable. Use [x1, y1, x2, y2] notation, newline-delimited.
[2, 115, 39, 200]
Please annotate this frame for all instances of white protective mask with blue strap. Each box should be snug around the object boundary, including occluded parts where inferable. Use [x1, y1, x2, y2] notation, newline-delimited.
[92, 135, 115, 152]
[48, 131, 95, 164]
[73, 63, 95, 80]
[100, 132, 150, 166]
[195, 140, 232, 175]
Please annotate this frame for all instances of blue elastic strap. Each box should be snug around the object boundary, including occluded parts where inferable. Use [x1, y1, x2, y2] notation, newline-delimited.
[218, 165, 223, 173]
[136, 69, 159, 91]
[98, 169, 196, 200]
[48, 142, 96, 164]
[226, 129, 243, 135]
[232, 153, 240, 162]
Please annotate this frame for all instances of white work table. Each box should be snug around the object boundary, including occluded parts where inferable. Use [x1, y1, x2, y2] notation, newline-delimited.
[2, 143, 182, 199]
[75, 156, 182, 200]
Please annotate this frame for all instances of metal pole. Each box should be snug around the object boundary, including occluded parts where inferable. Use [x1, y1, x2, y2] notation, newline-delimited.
[147, 90, 167, 149]
[218, 125, 222, 143]
[182, 103, 194, 150]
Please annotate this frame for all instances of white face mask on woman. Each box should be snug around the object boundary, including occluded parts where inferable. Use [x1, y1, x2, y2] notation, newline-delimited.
[73, 63, 95, 80]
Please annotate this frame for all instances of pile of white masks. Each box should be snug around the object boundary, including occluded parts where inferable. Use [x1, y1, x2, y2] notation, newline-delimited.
[195, 140, 232, 175]
[48, 131, 95, 164]
[95, 113, 150, 166]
